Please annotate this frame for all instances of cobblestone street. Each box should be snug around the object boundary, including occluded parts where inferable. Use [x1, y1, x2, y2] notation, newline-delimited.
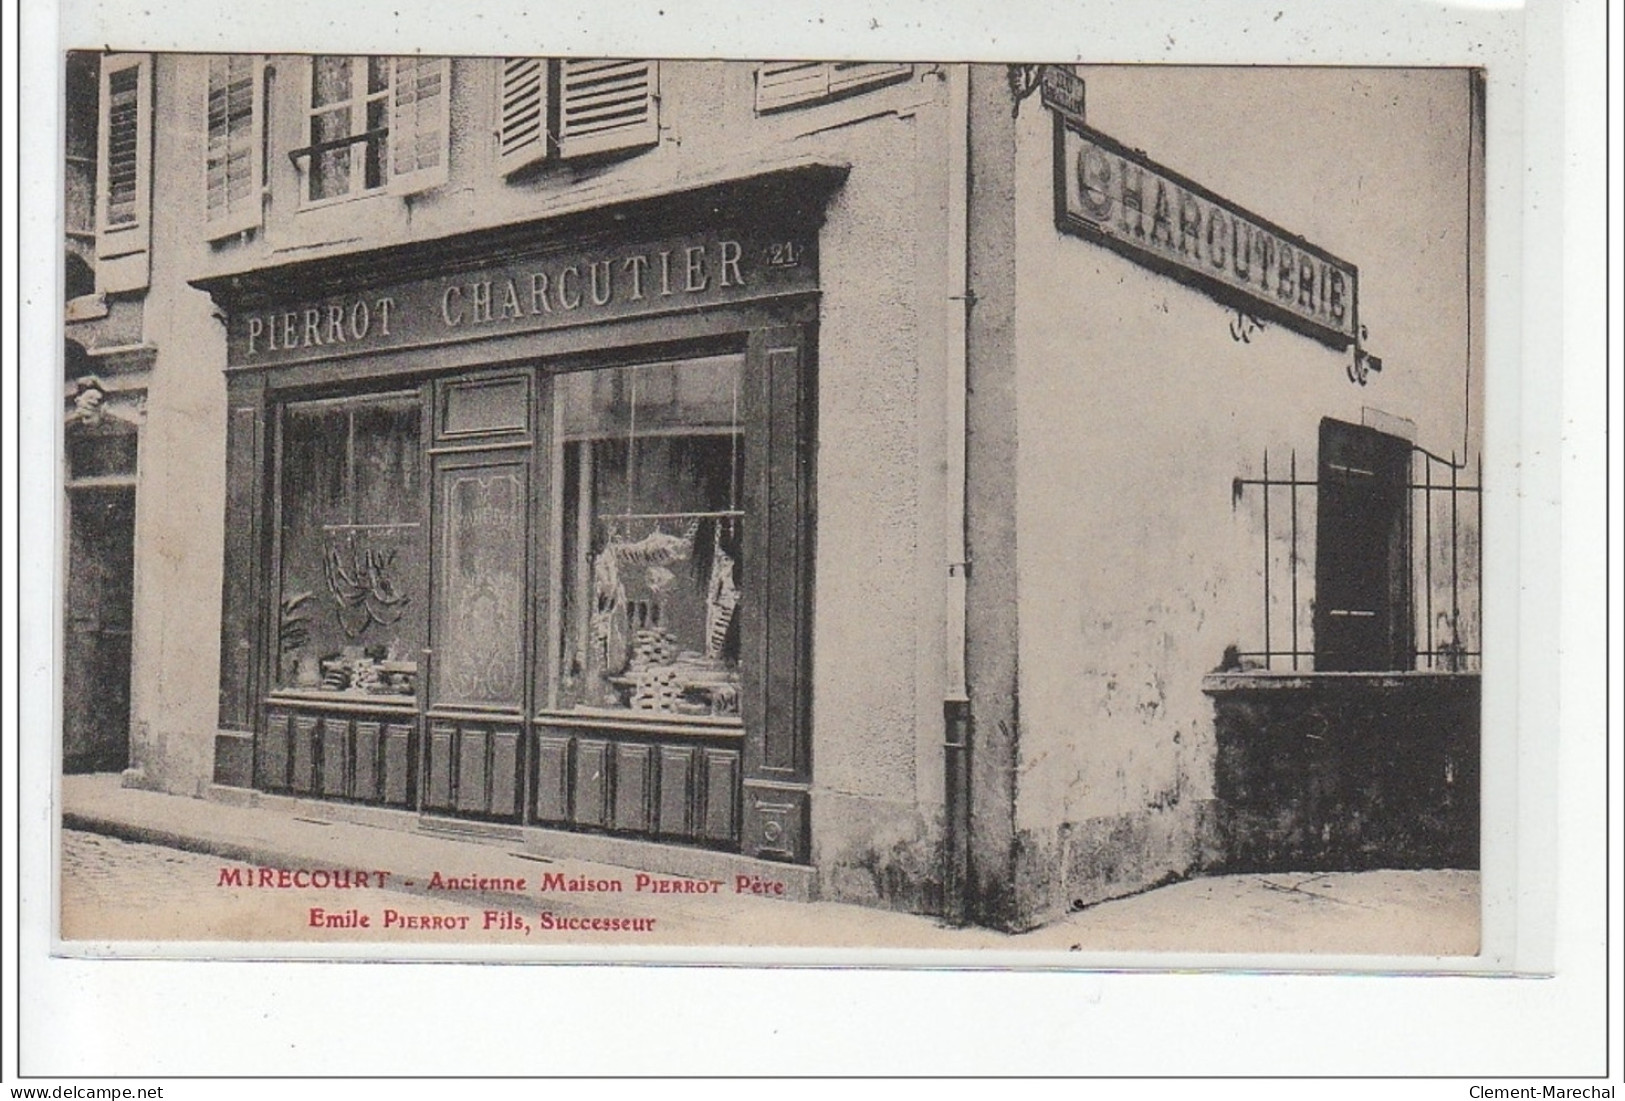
[60, 829, 513, 943]
[56, 817, 993, 949]
[57, 785, 1482, 956]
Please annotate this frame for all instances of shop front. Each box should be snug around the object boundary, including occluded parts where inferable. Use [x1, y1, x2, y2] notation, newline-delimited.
[197, 164, 844, 865]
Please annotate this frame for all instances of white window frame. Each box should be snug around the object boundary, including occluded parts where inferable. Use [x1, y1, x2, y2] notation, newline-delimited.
[203, 54, 265, 240]
[297, 56, 450, 207]
[300, 56, 391, 205]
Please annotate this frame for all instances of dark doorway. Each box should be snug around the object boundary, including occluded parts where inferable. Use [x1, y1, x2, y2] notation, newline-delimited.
[64, 486, 136, 772]
[1313, 418, 1413, 671]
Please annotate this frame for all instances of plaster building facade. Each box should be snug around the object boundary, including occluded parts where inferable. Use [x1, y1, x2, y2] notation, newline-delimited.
[61, 55, 1482, 931]
[62, 51, 157, 778]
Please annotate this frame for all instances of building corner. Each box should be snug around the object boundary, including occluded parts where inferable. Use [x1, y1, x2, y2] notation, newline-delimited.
[960, 64, 1025, 931]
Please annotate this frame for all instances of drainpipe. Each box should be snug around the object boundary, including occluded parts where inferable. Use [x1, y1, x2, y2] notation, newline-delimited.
[942, 62, 973, 926]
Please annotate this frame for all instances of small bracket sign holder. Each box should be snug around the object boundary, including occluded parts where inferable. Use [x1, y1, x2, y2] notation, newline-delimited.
[1038, 66, 1086, 123]
[1008, 64, 1085, 122]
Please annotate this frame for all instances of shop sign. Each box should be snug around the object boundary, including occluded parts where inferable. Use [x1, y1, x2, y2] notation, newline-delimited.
[227, 228, 819, 369]
[1056, 120, 1359, 350]
[1039, 66, 1086, 122]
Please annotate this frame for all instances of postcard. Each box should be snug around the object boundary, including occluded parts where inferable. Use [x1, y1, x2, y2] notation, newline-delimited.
[16, 0, 1617, 1081]
[45, 50, 1501, 963]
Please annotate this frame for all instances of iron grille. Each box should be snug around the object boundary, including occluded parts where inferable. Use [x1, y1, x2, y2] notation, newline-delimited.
[1231, 445, 1481, 672]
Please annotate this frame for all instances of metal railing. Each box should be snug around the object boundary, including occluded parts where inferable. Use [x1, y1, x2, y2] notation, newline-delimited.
[1231, 446, 1482, 672]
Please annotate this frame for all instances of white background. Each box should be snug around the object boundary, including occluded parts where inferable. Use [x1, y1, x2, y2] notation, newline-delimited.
[3, 0, 1618, 1089]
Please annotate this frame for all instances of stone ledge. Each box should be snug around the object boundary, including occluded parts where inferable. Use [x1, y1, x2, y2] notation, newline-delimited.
[1203, 670, 1480, 694]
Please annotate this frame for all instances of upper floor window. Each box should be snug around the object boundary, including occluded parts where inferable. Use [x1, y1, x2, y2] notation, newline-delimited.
[95, 53, 152, 293]
[205, 55, 264, 239]
[306, 56, 389, 201]
[64, 53, 100, 239]
[754, 61, 912, 114]
[497, 58, 658, 176]
[103, 61, 145, 227]
[296, 56, 449, 204]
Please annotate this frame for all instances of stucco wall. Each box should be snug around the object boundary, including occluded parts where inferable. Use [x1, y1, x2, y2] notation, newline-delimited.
[804, 98, 955, 910]
[126, 55, 230, 794]
[1007, 68, 1483, 923]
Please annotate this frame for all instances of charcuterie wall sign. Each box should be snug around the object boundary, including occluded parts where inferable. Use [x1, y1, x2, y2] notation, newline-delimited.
[1055, 118, 1360, 351]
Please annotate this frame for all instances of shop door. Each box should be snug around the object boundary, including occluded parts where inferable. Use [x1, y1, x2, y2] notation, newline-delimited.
[63, 486, 136, 772]
[422, 371, 536, 820]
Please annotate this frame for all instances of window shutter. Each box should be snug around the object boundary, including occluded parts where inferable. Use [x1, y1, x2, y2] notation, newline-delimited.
[389, 56, 450, 195]
[755, 61, 912, 112]
[204, 54, 264, 240]
[496, 57, 549, 176]
[827, 61, 912, 95]
[96, 53, 152, 293]
[558, 59, 657, 159]
[1313, 419, 1414, 671]
[754, 62, 829, 112]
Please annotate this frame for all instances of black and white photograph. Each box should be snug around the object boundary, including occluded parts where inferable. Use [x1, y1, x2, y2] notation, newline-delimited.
[51, 52, 1486, 955]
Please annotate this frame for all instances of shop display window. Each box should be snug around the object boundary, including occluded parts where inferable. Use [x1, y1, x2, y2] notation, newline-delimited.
[274, 392, 426, 699]
[548, 355, 745, 723]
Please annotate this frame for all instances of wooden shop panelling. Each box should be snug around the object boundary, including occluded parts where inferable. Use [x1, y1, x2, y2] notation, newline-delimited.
[290, 715, 318, 794]
[612, 742, 654, 833]
[382, 723, 413, 806]
[656, 745, 697, 838]
[260, 710, 291, 790]
[319, 717, 349, 797]
[742, 784, 805, 861]
[426, 722, 455, 810]
[218, 383, 265, 731]
[440, 374, 530, 439]
[532, 727, 741, 845]
[489, 728, 521, 817]
[455, 726, 489, 813]
[353, 721, 382, 801]
[534, 734, 572, 822]
[701, 747, 740, 843]
[572, 737, 611, 828]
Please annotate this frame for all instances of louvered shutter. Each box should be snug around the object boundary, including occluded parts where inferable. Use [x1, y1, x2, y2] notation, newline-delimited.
[497, 57, 549, 175]
[755, 62, 830, 112]
[558, 59, 657, 159]
[96, 53, 152, 293]
[755, 61, 913, 112]
[204, 55, 264, 240]
[389, 56, 450, 194]
[828, 61, 912, 95]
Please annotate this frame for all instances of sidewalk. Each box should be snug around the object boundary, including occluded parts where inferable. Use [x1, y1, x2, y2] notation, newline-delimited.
[58, 773, 1481, 958]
